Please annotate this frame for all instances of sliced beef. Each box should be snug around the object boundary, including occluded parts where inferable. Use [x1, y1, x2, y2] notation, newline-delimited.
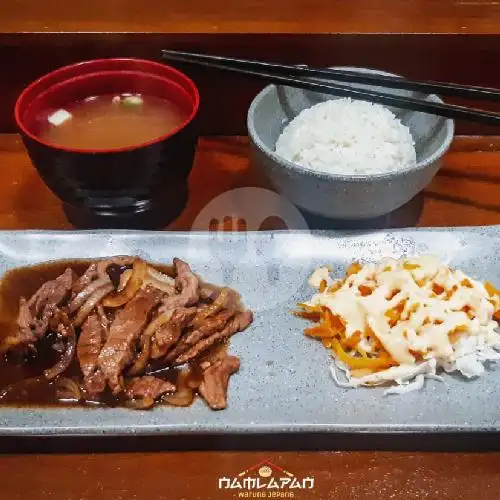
[199, 283, 220, 302]
[198, 355, 240, 410]
[174, 258, 199, 303]
[71, 263, 97, 295]
[164, 309, 235, 363]
[43, 309, 72, 354]
[97, 286, 163, 394]
[84, 371, 106, 398]
[4, 256, 250, 412]
[16, 298, 34, 344]
[191, 287, 238, 327]
[172, 311, 253, 365]
[43, 321, 77, 381]
[150, 307, 197, 359]
[126, 375, 176, 400]
[159, 258, 199, 313]
[77, 314, 107, 396]
[15, 268, 75, 345]
[48, 308, 70, 335]
[128, 307, 196, 374]
[96, 304, 109, 333]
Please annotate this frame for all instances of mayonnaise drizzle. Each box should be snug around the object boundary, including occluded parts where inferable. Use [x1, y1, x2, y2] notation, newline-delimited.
[306, 255, 500, 391]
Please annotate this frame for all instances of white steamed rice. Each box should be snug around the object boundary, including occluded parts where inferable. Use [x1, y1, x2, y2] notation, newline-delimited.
[275, 98, 416, 176]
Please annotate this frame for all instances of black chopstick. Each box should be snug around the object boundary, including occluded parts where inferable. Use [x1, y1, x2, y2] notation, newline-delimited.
[162, 49, 500, 103]
[161, 49, 500, 126]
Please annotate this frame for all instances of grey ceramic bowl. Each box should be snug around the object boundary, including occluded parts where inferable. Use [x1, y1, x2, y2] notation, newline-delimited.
[247, 66, 455, 220]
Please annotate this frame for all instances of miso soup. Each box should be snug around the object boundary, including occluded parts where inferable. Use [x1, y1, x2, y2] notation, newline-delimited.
[39, 93, 189, 150]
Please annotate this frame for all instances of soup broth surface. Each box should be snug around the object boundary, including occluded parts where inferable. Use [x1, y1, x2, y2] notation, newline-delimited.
[39, 94, 188, 150]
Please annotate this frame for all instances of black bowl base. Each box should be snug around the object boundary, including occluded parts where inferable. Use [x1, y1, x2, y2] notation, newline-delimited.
[63, 189, 189, 230]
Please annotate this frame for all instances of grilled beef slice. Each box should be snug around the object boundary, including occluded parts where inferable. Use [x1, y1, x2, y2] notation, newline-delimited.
[97, 286, 163, 394]
[172, 310, 253, 365]
[198, 355, 240, 410]
[16, 268, 75, 345]
[150, 307, 197, 359]
[77, 313, 107, 396]
[159, 258, 199, 313]
[126, 375, 176, 400]
[164, 309, 235, 363]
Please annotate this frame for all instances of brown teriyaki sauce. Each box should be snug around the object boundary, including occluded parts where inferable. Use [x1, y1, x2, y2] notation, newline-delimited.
[0, 259, 225, 409]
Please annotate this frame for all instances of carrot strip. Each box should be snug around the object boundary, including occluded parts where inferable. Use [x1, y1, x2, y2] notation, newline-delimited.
[344, 331, 362, 350]
[331, 339, 395, 370]
[296, 302, 320, 311]
[322, 308, 346, 336]
[485, 281, 500, 297]
[293, 303, 322, 320]
[293, 309, 321, 321]
[304, 324, 335, 338]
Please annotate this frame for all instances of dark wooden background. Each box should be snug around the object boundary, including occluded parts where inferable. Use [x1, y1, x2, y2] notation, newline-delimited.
[3, 33, 500, 136]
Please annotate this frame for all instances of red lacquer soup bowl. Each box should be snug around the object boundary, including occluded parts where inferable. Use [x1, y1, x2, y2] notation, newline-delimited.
[15, 58, 200, 229]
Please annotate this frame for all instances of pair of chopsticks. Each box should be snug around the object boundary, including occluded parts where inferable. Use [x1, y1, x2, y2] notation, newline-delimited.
[161, 49, 500, 126]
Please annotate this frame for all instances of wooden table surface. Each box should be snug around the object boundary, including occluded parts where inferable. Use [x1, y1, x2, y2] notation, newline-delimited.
[1, 133, 500, 499]
[1, 134, 500, 230]
[2, 0, 500, 34]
